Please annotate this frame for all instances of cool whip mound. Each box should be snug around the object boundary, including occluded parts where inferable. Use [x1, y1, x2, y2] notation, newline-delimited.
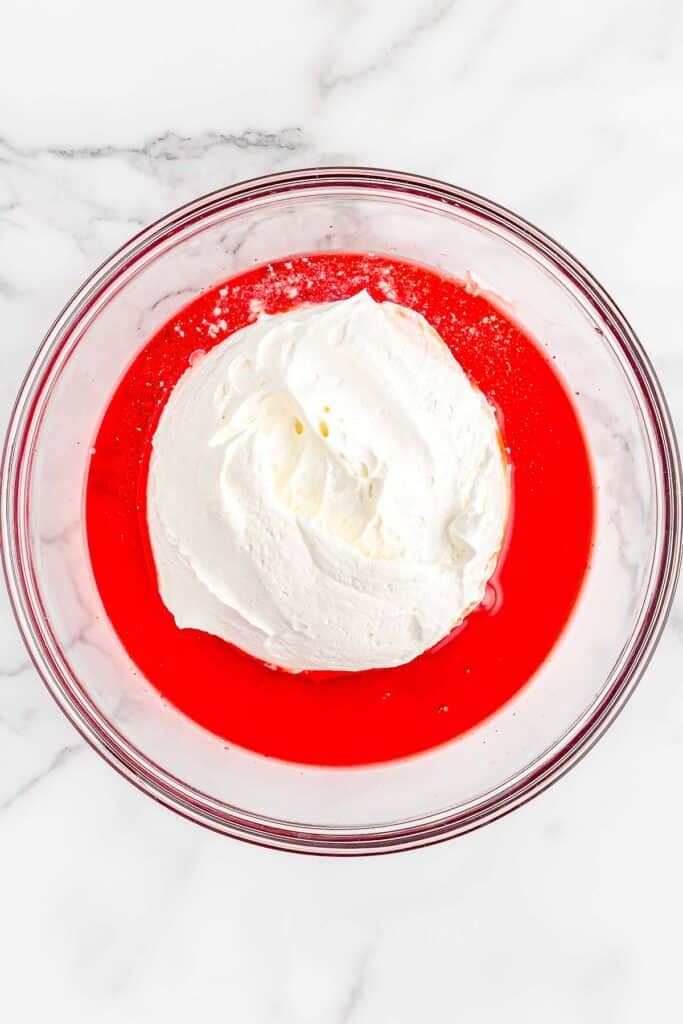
[148, 291, 509, 672]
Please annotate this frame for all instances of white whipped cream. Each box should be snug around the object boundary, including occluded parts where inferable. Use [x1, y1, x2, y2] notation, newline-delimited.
[148, 291, 508, 672]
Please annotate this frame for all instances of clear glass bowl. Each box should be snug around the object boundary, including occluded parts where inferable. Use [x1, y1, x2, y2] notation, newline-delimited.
[2, 168, 681, 854]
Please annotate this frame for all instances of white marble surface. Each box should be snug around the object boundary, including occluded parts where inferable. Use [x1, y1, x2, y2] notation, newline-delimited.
[1, 0, 683, 1020]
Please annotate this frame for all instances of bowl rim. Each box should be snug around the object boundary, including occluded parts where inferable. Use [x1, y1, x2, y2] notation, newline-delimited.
[2, 165, 681, 855]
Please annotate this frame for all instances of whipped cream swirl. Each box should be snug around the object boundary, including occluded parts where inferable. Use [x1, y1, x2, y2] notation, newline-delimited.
[148, 292, 509, 672]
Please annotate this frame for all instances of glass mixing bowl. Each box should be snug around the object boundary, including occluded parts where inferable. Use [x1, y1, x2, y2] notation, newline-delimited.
[2, 168, 681, 854]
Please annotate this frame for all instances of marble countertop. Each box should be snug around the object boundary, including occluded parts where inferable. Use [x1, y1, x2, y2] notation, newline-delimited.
[2, 1, 682, 1020]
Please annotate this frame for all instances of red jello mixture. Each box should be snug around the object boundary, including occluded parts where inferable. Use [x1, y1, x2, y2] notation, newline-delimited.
[86, 253, 594, 765]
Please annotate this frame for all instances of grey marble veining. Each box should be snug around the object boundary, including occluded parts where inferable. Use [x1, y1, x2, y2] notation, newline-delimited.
[1, 0, 683, 1021]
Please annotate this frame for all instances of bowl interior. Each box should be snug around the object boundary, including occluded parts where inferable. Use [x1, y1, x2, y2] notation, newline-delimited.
[4, 171, 679, 852]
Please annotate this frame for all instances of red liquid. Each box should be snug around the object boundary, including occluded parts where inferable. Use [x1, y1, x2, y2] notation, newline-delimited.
[86, 254, 594, 765]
